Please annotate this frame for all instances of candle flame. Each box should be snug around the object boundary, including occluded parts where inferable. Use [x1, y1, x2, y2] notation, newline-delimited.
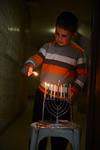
[32, 71, 38, 76]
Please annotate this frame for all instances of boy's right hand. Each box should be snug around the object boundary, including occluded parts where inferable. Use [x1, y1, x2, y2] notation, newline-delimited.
[22, 64, 34, 77]
[27, 65, 33, 76]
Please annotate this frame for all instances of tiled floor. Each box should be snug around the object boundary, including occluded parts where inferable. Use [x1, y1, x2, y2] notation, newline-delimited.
[0, 99, 87, 150]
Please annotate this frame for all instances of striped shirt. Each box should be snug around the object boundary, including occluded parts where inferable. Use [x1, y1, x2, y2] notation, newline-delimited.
[25, 41, 87, 95]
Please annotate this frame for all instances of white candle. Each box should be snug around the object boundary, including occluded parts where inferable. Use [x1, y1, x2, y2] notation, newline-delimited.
[63, 84, 65, 99]
[48, 83, 50, 95]
[44, 82, 47, 96]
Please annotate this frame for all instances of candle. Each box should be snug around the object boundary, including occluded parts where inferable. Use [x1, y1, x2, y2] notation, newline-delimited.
[60, 84, 62, 99]
[50, 84, 53, 99]
[54, 84, 56, 99]
[63, 84, 66, 98]
[57, 80, 61, 98]
[44, 82, 47, 97]
[66, 81, 69, 98]
[48, 83, 50, 95]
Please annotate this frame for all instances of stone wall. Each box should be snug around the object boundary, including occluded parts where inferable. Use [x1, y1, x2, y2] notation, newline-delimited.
[0, 0, 29, 132]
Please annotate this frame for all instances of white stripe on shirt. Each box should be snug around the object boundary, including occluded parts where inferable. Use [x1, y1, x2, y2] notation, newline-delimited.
[39, 48, 46, 56]
[46, 53, 77, 66]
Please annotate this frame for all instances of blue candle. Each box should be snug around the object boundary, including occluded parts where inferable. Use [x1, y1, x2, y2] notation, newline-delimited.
[66, 81, 69, 98]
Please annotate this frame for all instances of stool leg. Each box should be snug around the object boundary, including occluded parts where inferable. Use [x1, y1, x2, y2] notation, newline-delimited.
[30, 128, 39, 150]
[73, 129, 81, 150]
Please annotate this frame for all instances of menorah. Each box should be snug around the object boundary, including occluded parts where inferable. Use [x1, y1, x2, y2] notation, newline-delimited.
[42, 81, 72, 124]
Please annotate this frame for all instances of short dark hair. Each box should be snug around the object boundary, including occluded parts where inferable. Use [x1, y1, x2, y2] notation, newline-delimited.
[56, 11, 78, 33]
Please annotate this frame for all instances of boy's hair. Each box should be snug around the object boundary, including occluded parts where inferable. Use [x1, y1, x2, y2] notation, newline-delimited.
[56, 11, 78, 33]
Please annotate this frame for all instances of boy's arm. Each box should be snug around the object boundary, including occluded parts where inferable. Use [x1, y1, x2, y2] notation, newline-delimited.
[22, 44, 48, 76]
[71, 52, 88, 97]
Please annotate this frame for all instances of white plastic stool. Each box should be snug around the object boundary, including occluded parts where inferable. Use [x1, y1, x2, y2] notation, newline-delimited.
[29, 120, 81, 150]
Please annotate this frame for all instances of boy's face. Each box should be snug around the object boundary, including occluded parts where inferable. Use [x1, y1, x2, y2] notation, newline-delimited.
[55, 26, 73, 46]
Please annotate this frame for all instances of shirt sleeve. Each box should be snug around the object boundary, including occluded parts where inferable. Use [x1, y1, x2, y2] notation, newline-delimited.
[72, 51, 88, 95]
[24, 43, 49, 68]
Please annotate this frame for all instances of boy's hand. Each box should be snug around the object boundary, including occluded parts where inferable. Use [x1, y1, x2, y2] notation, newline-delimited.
[70, 92, 76, 104]
[22, 64, 34, 77]
[66, 87, 76, 104]
[27, 66, 33, 76]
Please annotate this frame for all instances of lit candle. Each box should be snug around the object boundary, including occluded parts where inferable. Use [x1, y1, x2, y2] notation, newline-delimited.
[63, 84, 66, 99]
[57, 80, 61, 98]
[66, 81, 69, 98]
[50, 84, 53, 99]
[44, 82, 47, 97]
[48, 83, 50, 96]
[54, 84, 56, 99]
[60, 84, 62, 99]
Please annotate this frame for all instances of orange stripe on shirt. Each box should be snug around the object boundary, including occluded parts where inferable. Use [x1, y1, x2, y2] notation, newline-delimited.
[42, 64, 70, 76]
[32, 54, 43, 65]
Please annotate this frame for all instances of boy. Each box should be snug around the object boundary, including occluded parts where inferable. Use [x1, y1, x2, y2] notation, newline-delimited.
[23, 11, 87, 150]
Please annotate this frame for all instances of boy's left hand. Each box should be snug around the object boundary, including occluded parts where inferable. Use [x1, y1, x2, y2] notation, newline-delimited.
[68, 88, 76, 104]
